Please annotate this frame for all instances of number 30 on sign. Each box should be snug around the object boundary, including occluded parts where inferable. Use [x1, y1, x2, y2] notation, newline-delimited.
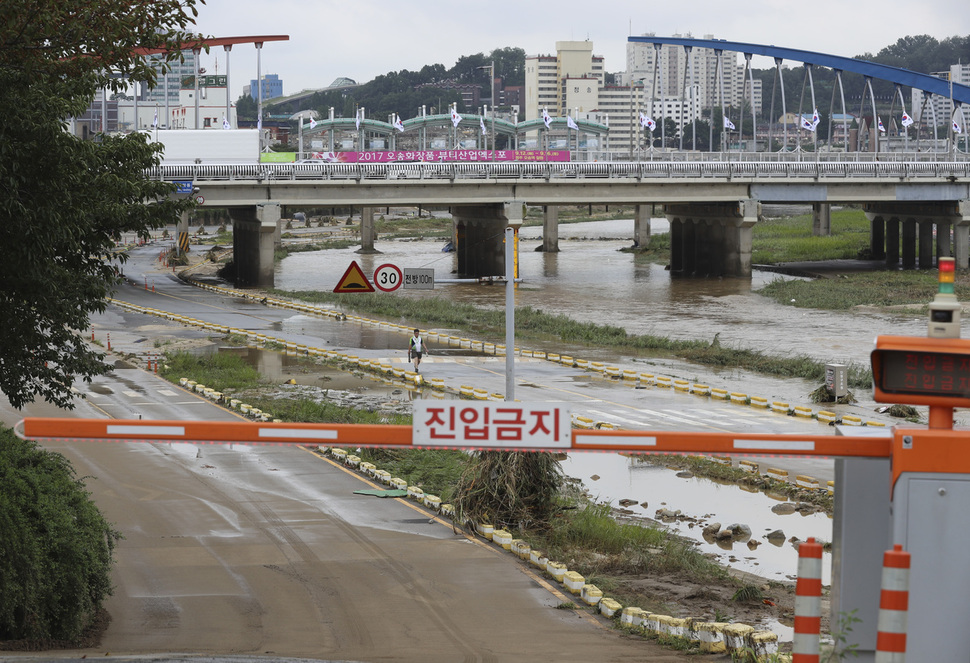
[373, 263, 403, 292]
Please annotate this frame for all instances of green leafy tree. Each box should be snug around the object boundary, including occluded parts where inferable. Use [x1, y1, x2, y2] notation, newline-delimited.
[0, 0, 199, 409]
[0, 427, 120, 641]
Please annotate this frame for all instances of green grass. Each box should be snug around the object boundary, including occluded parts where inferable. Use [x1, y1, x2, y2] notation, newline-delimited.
[751, 209, 871, 264]
[527, 502, 729, 581]
[759, 269, 970, 311]
[271, 289, 872, 387]
[161, 350, 263, 390]
[354, 449, 467, 502]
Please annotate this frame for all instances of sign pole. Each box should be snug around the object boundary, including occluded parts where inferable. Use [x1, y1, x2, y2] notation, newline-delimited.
[505, 226, 515, 401]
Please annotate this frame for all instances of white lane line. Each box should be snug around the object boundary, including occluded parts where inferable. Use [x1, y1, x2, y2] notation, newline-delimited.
[157, 389, 179, 397]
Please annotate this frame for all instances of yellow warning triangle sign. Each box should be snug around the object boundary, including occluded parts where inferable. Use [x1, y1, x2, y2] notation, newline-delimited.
[333, 260, 375, 293]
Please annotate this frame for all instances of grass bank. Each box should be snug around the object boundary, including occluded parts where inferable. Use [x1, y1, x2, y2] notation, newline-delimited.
[759, 269, 970, 311]
[270, 288, 872, 388]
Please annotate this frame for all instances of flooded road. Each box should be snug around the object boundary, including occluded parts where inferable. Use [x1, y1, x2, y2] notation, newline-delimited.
[277, 216, 931, 368]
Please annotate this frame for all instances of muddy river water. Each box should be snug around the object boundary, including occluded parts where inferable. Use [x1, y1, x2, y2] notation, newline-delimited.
[270, 211, 945, 599]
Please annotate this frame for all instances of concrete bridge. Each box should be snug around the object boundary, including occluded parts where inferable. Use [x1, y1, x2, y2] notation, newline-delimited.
[157, 158, 970, 287]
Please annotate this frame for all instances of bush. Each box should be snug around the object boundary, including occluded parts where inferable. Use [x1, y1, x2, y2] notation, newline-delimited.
[0, 429, 119, 642]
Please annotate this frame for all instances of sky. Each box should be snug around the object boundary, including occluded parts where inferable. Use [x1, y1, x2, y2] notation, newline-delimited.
[191, 0, 970, 99]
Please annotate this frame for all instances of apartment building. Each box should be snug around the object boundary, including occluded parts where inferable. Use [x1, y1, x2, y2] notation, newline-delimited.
[911, 63, 970, 128]
[525, 37, 761, 156]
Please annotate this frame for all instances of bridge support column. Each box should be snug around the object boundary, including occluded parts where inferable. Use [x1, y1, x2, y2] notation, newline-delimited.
[634, 204, 651, 248]
[866, 202, 969, 270]
[453, 201, 524, 278]
[812, 203, 831, 237]
[176, 211, 191, 257]
[541, 205, 559, 253]
[669, 219, 684, 273]
[230, 203, 279, 288]
[870, 217, 886, 260]
[902, 219, 917, 269]
[956, 202, 970, 270]
[918, 221, 934, 269]
[357, 207, 380, 254]
[885, 218, 900, 266]
[664, 200, 759, 277]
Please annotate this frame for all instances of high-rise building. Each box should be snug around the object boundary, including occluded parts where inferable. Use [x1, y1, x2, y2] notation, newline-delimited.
[525, 37, 762, 156]
[247, 73, 283, 101]
[912, 64, 970, 130]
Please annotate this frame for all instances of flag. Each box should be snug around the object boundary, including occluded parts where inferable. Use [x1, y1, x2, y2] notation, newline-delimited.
[393, 115, 405, 132]
[451, 107, 462, 127]
[639, 113, 656, 131]
[152, 108, 158, 128]
[566, 115, 579, 131]
[877, 117, 886, 133]
[801, 116, 815, 131]
[355, 108, 361, 130]
[542, 107, 552, 128]
[257, 115, 262, 131]
[309, 116, 317, 129]
[901, 112, 914, 127]
[480, 115, 487, 135]
[222, 115, 230, 130]
[812, 108, 820, 129]
[723, 116, 735, 131]
[955, 118, 964, 134]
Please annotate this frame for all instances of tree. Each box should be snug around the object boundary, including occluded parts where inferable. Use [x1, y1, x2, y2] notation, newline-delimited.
[0, 428, 119, 641]
[0, 1, 200, 408]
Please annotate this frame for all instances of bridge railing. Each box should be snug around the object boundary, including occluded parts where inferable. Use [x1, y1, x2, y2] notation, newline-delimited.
[148, 160, 970, 183]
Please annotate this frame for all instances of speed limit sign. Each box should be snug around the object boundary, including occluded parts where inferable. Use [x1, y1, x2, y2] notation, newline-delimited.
[373, 263, 403, 292]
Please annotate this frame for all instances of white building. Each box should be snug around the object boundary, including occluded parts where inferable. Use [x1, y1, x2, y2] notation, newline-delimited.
[525, 37, 761, 156]
[911, 64, 970, 129]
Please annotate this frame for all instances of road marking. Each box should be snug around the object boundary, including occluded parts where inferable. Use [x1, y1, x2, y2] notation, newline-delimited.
[158, 389, 179, 396]
[123, 390, 142, 398]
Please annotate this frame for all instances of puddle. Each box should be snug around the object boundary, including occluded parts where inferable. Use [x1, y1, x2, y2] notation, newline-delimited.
[560, 453, 833, 585]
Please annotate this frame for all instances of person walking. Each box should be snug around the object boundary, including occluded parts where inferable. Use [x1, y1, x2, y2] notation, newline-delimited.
[408, 329, 426, 372]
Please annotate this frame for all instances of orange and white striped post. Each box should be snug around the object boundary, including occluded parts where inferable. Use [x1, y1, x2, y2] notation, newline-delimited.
[793, 537, 823, 663]
[875, 544, 910, 662]
[106, 333, 111, 352]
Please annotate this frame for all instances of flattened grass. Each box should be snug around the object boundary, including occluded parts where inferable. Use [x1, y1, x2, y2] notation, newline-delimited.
[759, 270, 970, 311]
[752, 208, 871, 264]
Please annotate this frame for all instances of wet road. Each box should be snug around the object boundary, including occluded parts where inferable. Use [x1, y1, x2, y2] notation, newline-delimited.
[4, 379, 692, 662]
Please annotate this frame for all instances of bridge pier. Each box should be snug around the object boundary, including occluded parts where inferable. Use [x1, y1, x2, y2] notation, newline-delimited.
[634, 204, 652, 248]
[453, 202, 525, 278]
[229, 203, 280, 288]
[865, 202, 970, 270]
[812, 203, 831, 236]
[356, 207, 380, 254]
[664, 200, 759, 277]
[540, 205, 559, 253]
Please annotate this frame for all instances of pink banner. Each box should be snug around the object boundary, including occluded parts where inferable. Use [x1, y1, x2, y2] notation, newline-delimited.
[305, 150, 570, 163]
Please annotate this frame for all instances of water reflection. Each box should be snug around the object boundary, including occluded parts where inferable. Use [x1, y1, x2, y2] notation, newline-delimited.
[561, 452, 832, 585]
[277, 218, 930, 367]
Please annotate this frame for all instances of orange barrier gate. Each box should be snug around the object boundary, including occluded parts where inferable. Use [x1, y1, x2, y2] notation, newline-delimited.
[19, 417, 893, 458]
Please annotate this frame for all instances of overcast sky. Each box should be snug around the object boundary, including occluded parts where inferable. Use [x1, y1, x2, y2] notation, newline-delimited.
[191, 0, 970, 98]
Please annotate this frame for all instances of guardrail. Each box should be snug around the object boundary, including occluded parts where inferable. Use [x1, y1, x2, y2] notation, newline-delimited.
[150, 160, 970, 183]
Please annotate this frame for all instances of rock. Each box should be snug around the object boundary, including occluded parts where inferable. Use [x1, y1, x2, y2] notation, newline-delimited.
[640, 502, 649, 509]
[656, 508, 678, 519]
[702, 522, 722, 537]
[590, 474, 600, 481]
[728, 523, 752, 542]
[618, 498, 638, 507]
[747, 539, 762, 550]
[716, 528, 734, 540]
[771, 503, 798, 515]
[675, 471, 694, 479]
[765, 529, 787, 545]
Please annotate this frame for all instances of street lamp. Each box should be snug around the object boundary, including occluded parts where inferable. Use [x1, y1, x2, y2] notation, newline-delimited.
[629, 78, 645, 160]
[476, 62, 496, 160]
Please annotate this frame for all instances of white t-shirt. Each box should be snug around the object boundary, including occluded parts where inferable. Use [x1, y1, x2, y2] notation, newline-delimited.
[410, 336, 423, 353]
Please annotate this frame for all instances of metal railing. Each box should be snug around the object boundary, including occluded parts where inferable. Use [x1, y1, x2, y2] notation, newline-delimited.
[150, 159, 970, 184]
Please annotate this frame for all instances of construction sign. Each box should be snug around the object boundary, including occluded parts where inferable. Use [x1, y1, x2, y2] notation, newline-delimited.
[333, 260, 375, 293]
